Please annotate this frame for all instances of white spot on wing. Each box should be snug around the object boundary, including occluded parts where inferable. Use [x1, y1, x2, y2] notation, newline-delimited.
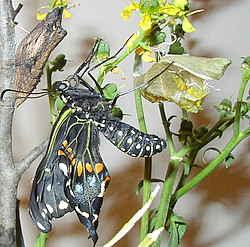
[59, 163, 68, 176]
[136, 144, 141, 149]
[46, 184, 52, 191]
[156, 144, 161, 150]
[58, 200, 69, 210]
[37, 222, 46, 231]
[45, 168, 51, 173]
[46, 204, 54, 214]
[127, 138, 132, 144]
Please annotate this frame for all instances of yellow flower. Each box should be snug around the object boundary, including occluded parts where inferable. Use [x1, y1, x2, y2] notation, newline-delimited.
[120, 1, 140, 21]
[126, 32, 140, 47]
[36, 0, 73, 20]
[135, 47, 156, 63]
[121, 0, 198, 33]
[139, 13, 152, 32]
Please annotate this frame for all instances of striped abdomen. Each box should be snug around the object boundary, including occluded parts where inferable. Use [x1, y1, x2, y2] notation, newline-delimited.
[98, 119, 166, 157]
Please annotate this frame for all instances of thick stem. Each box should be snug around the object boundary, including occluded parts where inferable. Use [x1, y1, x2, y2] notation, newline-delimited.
[0, 1, 17, 246]
[151, 157, 182, 247]
[133, 54, 152, 241]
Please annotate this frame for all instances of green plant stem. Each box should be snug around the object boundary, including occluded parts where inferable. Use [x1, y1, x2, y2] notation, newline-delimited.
[150, 103, 182, 247]
[46, 63, 57, 124]
[98, 31, 147, 85]
[133, 73, 153, 241]
[234, 66, 249, 136]
[140, 157, 152, 241]
[151, 157, 182, 247]
[159, 103, 175, 153]
[171, 131, 249, 205]
[34, 232, 48, 247]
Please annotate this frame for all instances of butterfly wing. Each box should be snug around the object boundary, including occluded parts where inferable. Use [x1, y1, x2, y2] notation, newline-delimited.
[29, 108, 110, 245]
[63, 118, 111, 245]
[29, 107, 74, 232]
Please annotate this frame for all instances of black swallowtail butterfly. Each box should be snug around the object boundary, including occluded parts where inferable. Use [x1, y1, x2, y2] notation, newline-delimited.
[27, 41, 167, 245]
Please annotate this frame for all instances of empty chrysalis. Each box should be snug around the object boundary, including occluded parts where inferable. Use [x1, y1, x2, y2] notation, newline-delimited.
[135, 55, 231, 113]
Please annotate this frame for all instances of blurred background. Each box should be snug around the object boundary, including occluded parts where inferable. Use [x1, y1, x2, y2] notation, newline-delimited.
[12, 0, 250, 246]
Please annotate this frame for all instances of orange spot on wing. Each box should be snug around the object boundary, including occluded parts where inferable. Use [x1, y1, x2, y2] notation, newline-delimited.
[58, 150, 66, 156]
[95, 163, 104, 173]
[67, 148, 73, 153]
[85, 163, 93, 173]
[69, 154, 74, 160]
[71, 159, 76, 166]
[63, 140, 68, 148]
[77, 162, 83, 176]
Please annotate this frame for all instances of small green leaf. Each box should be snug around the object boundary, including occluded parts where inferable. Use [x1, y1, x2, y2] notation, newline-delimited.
[111, 107, 123, 120]
[182, 160, 190, 176]
[214, 98, 234, 118]
[241, 56, 250, 84]
[49, 54, 67, 72]
[102, 83, 119, 100]
[95, 39, 110, 61]
[225, 153, 234, 168]
[168, 41, 185, 55]
[167, 212, 187, 247]
[140, 0, 160, 14]
[149, 27, 166, 46]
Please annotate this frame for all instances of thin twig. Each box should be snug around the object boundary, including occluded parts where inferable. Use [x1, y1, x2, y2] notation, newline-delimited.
[15, 139, 49, 176]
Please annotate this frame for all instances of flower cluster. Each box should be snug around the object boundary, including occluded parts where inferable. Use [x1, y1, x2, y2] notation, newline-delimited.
[121, 0, 197, 33]
[37, 0, 73, 20]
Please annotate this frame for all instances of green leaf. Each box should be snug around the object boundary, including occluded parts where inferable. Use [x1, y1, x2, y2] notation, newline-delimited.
[182, 160, 190, 176]
[214, 98, 234, 118]
[102, 83, 119, 100]
[149, 27, 166, 46]
[95, 39, 110, 61]
[167, 212, 187, 247]
[49, 54, 67, 72]
[168, 41, 185, 55]
[225, 153, 234, 168]
[111, 106, 123, 120]
[241, 56, 250, 84]
[140, 0, 160, 14]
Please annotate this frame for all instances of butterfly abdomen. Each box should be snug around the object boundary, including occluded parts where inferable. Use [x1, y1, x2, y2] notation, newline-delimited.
[98, 119, 166, 157]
